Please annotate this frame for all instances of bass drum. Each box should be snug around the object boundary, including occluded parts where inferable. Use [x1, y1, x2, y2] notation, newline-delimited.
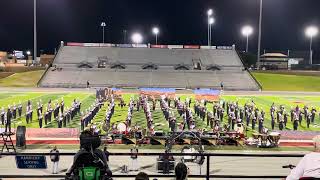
[117, 122, 127, 133]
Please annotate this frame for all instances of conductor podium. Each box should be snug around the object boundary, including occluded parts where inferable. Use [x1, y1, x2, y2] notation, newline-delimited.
[0, 132, 16, 154]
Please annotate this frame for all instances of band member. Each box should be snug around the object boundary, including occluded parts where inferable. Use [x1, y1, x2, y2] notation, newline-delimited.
[60, 98, 64, 114]
[251, 115, 256, 130]
[206, 111, 212, 126]
[38, 109, 43, 128]
[1, 107, 5, 125]
[26, 100, 33, 123]
[12, 103, 17, 119]
[39, 99, 43, 113]
[311, 107, 317, 123]
[293, 112, 299, 131]
[58, 113, 63, 128]
[29, 104, 33, 123]
[307, 113, 311, 128]
[271, 112, 275, 130]
[45, 110, 49, 125]
[37, 101, 42, 117]
[246, 110, 250, 127]
[5, 106, 12, 133]
[18, 102, 22, 118]
[258, 116, 264, 133]
[279, 113, 284, 130]
[284, 113, 288, 128]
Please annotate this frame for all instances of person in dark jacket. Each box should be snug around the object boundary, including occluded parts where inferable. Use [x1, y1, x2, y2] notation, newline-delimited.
[50, 146, 60, 174]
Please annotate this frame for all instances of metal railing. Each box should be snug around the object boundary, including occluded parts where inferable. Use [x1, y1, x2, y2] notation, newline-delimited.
[0, 152, 304, 179]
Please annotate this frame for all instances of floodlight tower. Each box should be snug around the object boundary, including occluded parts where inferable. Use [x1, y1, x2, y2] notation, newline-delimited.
[33, 0, 37, 64]
[242, 26, 254, 53]
[101, 22, 106, 44]
[305, 26, 318, 65]
[257, 0, 263, 69]
[152, 27, 160, 45]
[207, 9, 213, 46]
[209, 17, 215, 47]
[132, 33, 143, 46]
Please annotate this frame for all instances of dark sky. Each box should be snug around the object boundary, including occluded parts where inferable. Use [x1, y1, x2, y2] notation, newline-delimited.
[0, 0, 319, 56]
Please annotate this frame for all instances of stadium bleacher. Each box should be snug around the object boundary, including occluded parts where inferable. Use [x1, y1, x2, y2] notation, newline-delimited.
[39, 45, 259, 90]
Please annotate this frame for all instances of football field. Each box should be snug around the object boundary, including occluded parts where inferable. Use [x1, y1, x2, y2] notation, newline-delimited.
[1, 90, 320, 133]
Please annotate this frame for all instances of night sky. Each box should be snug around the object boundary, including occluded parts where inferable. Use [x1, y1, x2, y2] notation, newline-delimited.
[0, 0, 319, 56]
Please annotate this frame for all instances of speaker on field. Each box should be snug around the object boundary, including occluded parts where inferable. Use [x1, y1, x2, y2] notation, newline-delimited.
[16, 126, 26, 148]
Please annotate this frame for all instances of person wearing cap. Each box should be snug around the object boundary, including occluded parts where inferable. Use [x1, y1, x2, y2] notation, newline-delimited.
[286, 135, 320, 180]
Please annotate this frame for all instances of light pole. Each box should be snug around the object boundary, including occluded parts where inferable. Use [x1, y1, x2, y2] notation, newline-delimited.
[257, 0, 263, 69]
[209, 17, 215, 47]
[242, 26, 253, 53]
[152, 27, 160, 45]
[132, 33, 143, 46]
[101, 22, 106, 44]
[305, 26, 318, 65]
[33, 0, 37, 64]
[207, 9, 213, 46]
[123, 30, 127, 44]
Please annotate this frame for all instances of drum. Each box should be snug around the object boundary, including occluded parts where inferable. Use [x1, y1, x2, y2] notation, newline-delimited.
[227, 132, 238, 138]
[260, 134, 268, 147]
[260, 134, 268, 141]
[269, 132, 281, 145]
[252, 133, 260, 139]
[117, 123, 127, 133]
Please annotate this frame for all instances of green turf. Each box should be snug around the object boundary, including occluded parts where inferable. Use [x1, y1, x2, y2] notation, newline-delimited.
[0, 70, 44, 87]
[1, 92, 320, 133]
[88, 93, 320, 134]
[0, 92, 95, 128]
[252, 72, 320, 91]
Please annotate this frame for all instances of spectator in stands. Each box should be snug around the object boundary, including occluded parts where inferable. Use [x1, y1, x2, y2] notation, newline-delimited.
[175, 162, 189, 180]
[86, 80, 90, 88]
[66, 130, 112, 178]
[286, 135, 320, 180]
[50, 146, 60, 174]
[135, 172, 149, 180]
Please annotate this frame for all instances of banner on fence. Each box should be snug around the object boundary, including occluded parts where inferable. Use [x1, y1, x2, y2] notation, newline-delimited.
[194, 89, 220, 101]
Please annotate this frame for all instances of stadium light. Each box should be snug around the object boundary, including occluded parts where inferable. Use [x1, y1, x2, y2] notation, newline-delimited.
[207, 9, 214, 47]
[257, 0, 263, 69]
[242, 26, 254, 53]
[33, 0, 37, 64]
[305, 26, 318, 65]
[101, 22, 106, 44]
[209, 17, 215, 25]
[26, 51, 31, 56]
[208, 17, 215, 47]
[132, 33, 143, 45]
[152, 27, 160, 45]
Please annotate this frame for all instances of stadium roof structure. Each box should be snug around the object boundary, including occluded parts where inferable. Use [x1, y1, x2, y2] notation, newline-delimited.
[261, 53, 288, 58]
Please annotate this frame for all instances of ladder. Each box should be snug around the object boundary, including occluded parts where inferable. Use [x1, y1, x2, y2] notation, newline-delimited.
[0, 132, 16, 155]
